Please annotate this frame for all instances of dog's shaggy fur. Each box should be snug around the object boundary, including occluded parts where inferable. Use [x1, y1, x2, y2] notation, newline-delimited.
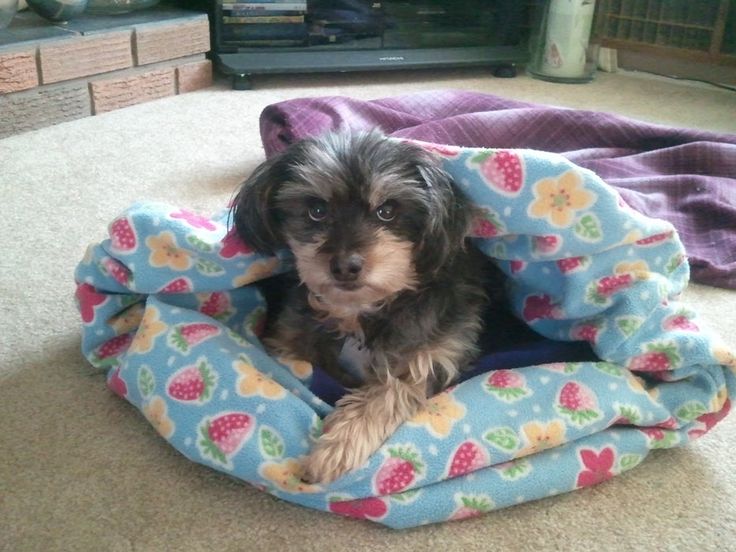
[232, 130, 490, 484]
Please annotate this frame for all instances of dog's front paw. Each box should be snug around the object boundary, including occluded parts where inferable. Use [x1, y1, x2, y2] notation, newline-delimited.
[301, 414, 379, 485]
[301, 380, 423, 485]
[301, 443, 347, 485]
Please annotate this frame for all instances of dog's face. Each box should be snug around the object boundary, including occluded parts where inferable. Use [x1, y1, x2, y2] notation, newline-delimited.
[232, 131, 471, 310]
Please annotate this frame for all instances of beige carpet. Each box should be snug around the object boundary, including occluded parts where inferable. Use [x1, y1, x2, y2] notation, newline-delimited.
[2, 68, 735, 552]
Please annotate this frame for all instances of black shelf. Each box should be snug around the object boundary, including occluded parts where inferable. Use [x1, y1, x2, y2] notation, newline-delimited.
[212, 1, 530, 89]
[217, 44, 526, 88]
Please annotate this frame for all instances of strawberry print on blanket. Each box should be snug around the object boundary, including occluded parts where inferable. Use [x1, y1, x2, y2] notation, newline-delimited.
[75, 142, 736, 530]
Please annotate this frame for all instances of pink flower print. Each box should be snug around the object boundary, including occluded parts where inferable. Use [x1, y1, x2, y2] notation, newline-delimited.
[576, 447, 615, 488]
[108, 367, 128, 398]
[220, 228, 254, 258]
[170, 209, 217, 231]
[76, 282, 107, 324]
[329, 496, 389, 520]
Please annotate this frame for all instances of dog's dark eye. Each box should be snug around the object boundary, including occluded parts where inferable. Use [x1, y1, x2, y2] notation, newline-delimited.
[307, 199, 328, 222]
[376, 201, 397, 222]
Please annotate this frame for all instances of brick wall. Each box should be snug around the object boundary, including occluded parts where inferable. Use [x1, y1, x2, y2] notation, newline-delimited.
[0, 14, 212, 138]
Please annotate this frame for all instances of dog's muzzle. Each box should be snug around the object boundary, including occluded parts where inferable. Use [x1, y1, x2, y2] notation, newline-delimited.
[329, 253, 364, 285]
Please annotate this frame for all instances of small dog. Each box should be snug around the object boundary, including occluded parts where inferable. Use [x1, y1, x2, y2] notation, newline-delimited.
[232, 130, 490, 484]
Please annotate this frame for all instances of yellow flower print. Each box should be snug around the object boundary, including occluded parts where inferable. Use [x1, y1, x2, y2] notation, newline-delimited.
[710, 385, 728, 412]
[627, 373, 660, 400]
[277, 356, 313, 380]
[129, 306, 167, 354]
[232, 258, 280, 288]
[82, 244, 95, 264]
[142, 396, 175, 438]
[260, 459, 321, 493]
[529, 170, 596, 227]
[233, 356, 286, 399]
[411, 392, 466, 437]
[147, 231, 193, 271]
[620, 230, 644, 245]
[713, 344, 736, 373]
[518, 420, 566, 457]
[108, 302, 145, 334]
[615, 260, 651, 280]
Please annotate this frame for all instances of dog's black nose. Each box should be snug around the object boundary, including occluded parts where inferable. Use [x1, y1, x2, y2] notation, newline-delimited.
[330, 253, 364, 281]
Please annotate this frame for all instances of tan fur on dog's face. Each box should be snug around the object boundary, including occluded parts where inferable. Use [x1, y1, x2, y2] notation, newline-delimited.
[232, 131, 472, 299]
[256, 133, 467, 330]
[288, 228, 418, 330]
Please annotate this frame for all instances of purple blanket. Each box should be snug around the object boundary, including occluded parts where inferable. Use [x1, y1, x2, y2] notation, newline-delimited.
[259, 90, 736, 289]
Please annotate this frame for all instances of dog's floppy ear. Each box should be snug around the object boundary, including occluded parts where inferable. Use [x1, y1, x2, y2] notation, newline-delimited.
[416, 157, 474, 273]
[230, 156, 286, 254]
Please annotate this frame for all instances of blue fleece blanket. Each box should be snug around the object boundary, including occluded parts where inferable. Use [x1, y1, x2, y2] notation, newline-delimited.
[75, 142, 735, 528]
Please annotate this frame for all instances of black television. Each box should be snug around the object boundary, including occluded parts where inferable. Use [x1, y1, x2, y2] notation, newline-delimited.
[212, 0, 530, 89]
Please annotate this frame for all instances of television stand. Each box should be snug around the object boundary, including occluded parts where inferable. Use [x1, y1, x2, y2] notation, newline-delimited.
[493, 63, 518, 78]
[212, 1, 529, 90]
[217, 45, 526, 90]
